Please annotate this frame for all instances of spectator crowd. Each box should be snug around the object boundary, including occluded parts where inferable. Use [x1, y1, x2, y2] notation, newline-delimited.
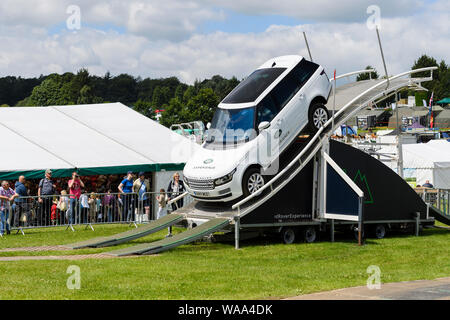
[0, 169, 186, 236]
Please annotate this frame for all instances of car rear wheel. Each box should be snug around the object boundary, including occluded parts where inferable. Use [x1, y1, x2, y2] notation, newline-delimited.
[242, 167, 265, 198]
[309, 103, 329, 133]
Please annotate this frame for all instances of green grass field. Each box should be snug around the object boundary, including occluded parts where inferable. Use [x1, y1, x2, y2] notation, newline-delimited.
[0, 223, 448, 299]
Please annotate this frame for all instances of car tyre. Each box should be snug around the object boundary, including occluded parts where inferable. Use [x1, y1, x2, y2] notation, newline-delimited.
[242, 167, 265, 198]
[308, 103, 329, 133]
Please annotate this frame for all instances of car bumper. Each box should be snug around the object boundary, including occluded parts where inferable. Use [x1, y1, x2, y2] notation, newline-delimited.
[185, 179, 242, 202]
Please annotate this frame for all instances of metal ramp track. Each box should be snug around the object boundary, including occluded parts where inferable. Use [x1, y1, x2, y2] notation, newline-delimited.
[106, 218, 230, 256]
[63, 214, 184, 249]
[429, 206, 450, 226]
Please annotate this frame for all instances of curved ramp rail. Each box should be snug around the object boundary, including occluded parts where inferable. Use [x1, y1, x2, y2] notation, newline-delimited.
[231, 67, 437, 218]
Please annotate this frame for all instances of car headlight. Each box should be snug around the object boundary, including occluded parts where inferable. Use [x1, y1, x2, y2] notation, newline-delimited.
[214, 169, 236, 186]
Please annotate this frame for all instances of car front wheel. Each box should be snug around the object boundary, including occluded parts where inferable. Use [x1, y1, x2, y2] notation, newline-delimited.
[242, 167, 265, 198]
[309, 103, 329, 133]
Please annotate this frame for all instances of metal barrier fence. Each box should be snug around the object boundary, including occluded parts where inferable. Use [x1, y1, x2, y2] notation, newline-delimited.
[4, 191, 196, 235]
[415, 188, 450, 215]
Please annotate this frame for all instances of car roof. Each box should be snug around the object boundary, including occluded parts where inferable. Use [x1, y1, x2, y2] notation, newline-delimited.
[219, 55, 304, 110]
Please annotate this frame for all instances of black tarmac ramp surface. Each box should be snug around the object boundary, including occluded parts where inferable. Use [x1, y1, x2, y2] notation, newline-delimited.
[63, 214, 184, 249]
[429, 206, 450, 226]
[106, 218, 230, 256]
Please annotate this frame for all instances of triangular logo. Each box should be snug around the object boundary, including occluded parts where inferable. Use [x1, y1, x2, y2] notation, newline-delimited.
[342, 169, 374, 204]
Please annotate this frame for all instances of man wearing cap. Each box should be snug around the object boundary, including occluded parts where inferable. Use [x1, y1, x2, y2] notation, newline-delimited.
[11, 176, 28, 228]
[38, 169, 56, 226]
[133, 172, 151, 222]
[118, 171, 135, 222]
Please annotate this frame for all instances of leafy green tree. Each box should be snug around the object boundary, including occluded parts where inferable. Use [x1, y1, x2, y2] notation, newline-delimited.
[356, 66, 379, 81]
[77, 85, 103, 104]
[159, 98, 184, 127]
[182, 88, 219, 124]
[134, 99, 156, 119]
[108, 74, 137, 104]
[27, 75, 74, 106]
[0, 104, 9, 107]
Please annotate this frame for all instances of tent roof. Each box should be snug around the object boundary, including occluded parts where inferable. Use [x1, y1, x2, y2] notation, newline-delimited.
[402, 140, 450, 169]
[437, 97, 450, 104]
[0, 103, 201, 179]
[436, 109, 450, 119]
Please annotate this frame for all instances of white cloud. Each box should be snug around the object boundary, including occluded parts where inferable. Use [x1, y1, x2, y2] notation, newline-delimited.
[0, 1, 448, 85]
[206, 0, 425, 21]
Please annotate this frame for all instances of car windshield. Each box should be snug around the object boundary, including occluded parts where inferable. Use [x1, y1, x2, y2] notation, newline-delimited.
[222, 68, 286, 104]
[207, 107, 256, 144]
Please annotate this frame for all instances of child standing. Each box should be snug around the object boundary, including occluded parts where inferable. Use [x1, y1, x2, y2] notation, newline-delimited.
[79, 191, 89, 224]
[156, 189, 171, 237]
[88, 193, 96, 223]
[50, 199, 58, 225]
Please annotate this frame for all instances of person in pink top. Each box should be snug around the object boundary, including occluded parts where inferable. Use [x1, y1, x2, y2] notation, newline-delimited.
[67, 172, 84, 224]
[0, 181, 18, 235]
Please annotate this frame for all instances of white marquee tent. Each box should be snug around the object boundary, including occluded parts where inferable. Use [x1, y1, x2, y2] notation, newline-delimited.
[0, 103, 201, 180]
[378, 139, 450, 188]
[402, 140, 450, 189]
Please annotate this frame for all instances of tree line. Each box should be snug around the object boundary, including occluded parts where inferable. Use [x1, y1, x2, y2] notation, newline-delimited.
[356, 55, 449, 106]
[0, 54, 448, 127]
[0, 70, 239, 126]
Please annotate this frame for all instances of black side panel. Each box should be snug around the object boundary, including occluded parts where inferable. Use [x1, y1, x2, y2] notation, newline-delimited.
[326, 163, 360, 217]
[240, 160, 313, 224]
[329, 140, 427, 221]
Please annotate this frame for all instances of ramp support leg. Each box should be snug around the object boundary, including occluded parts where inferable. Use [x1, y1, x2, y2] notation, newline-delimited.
[234, 216, 240, 250]
[330, 219, 335, 242]
[415, 212, 420, 237]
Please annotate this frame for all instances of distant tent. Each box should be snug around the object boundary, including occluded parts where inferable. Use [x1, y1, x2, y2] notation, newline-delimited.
[340, 125, 357, 135]
[436, 97, 450, 105]
[435, 109, 450, 128]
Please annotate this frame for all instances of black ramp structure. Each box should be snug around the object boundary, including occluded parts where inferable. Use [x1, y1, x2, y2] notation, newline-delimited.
[63, 213, 184, 249]
[329, 140, 429, 222]
[239, 139, 445, 225]
[106, 218, 230, 256]
[240, 160, 314, 225]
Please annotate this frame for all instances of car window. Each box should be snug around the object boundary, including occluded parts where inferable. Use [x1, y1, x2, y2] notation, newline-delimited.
[208, 107, 256, 143]
[222, 68, 286, 104]
[257, 94, 279, 125]
[271, 59, 319, 110]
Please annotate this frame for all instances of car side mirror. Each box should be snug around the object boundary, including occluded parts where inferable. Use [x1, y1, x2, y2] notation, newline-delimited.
[206, 122, 211, 129]
[258, 121, 270, 131]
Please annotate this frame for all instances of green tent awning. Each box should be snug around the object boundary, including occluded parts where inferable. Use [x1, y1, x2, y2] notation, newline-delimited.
[436, 97, 450, 104]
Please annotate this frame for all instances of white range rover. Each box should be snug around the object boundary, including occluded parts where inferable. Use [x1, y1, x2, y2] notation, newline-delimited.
[183, 55, 332, 202]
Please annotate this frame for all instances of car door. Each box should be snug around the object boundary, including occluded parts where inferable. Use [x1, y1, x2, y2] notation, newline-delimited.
[271, 59, 320, 146]
[255, 94, 281, 168]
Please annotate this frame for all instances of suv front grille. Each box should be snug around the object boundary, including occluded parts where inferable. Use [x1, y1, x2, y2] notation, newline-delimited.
[185, 178, 215, 190]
